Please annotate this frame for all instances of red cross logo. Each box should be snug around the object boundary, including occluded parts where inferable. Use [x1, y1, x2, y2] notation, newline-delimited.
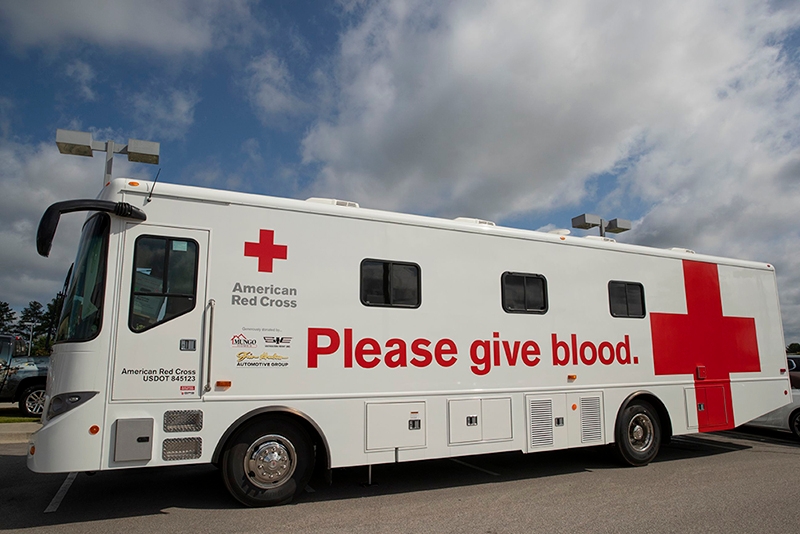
[244, 229, 288, 273]
[650, 260, 760, 432]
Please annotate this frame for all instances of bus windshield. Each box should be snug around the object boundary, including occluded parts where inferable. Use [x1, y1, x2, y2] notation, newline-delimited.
[56, 213, 110, 343]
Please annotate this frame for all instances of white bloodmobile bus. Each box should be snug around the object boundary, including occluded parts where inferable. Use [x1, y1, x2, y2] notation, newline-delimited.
[29, 178, 790, 506]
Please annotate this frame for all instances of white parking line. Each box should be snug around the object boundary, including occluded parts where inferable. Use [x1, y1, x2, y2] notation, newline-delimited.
[449, 458, 500, 476]
[44, 472, 77, 513]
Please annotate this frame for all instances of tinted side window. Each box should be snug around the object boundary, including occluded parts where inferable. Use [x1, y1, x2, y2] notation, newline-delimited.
[130, 236, 199, 332]
[608, 281, 646, 318]
[502, 272, 548, 314]
[360, 259, 420, 308]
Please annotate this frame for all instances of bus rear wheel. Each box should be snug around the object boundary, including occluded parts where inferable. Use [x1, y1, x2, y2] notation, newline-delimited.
[615, 400, 661, 466]
[221, 417, 315, 507]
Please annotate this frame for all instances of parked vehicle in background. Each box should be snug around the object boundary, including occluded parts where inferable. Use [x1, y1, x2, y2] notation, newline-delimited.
[788, 355, 800, 389]
[0, 334, 49, 417]
[746, 357, 800, 440]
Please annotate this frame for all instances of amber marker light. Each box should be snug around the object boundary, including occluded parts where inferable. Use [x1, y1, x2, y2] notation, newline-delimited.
[29, 445, 35, 455]
[128, 181, 140, 187]
[89, 425, 100, 435]
[216, 380, 232, 388]
[567, 374, 577, 381]
[571, 404, 578, 411]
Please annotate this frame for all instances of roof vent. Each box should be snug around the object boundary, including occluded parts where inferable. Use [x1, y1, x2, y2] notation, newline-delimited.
[669, 247, 696, 254]
[454, 217, 496, 226]
[306, 197, 360, 208]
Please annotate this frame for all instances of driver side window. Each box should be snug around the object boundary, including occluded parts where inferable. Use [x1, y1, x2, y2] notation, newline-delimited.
[129, 236, 199, 332]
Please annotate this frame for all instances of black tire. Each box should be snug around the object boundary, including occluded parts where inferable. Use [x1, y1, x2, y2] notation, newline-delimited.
[615, 400, 661, 466]
[19, 385, 46, 418]
[790, 410, 800, 441]
[221, 417, 315, 507]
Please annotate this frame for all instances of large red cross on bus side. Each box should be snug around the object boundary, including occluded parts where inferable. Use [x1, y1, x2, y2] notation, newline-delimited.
[650, 260, 761, 432]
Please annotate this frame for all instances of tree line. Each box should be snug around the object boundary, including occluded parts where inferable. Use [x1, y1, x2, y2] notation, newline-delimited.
[0, 294, 64, 357]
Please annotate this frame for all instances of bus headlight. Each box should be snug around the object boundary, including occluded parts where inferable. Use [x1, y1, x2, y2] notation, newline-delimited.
[47, 391, 98, 420]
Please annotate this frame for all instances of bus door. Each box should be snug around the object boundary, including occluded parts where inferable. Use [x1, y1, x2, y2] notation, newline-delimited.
[111, 224, 209, 401]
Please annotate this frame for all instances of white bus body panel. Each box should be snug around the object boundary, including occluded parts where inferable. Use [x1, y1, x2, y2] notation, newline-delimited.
[29, 179, 791, 474]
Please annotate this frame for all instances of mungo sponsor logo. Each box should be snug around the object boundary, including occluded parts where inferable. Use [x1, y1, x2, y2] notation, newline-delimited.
[231, 333, 258, 348]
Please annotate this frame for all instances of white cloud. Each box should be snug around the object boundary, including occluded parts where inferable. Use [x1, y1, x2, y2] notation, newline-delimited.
[129, 89, 200, 141]
[301, 0, 800, 339]
[65, 60, 96, 101]
[246, 52, 307, 122]
[0, 0, 257, 55]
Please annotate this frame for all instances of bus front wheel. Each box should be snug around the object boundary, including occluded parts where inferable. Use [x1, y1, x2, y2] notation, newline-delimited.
[614, 400, 661, 466]
[221, 417, 315, 507]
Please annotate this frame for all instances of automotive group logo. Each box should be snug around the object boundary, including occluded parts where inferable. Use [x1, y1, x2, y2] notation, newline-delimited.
[264, 336, 292, 348]
[236, 351, 290, 368]
[231, 333, 258, 348]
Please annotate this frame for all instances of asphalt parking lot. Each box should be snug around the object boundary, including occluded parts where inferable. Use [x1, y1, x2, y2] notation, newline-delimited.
[1, 427, 799, 534]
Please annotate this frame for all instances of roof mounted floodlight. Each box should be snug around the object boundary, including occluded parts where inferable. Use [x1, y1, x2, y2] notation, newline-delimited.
[571, 213, 602, 230]
[55, 129, 160, 185]
[572, 213, 632, 238]
[605, 218, 632, 234]
[56, 129, 94, 156]
[127, 138, 160, 164]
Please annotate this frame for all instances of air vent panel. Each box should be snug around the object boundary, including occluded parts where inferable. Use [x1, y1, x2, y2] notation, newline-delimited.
[580, 396, 603, 443]
[164, 410, 203, 433]
[529, 398, 554, 448]
[162, 437, 202, 461]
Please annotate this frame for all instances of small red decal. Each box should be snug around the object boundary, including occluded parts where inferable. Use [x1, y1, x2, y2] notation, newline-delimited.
[244, 229, 288, 272]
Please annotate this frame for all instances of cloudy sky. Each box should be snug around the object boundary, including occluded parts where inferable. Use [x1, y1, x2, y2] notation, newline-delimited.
[1, 0, 799, 342]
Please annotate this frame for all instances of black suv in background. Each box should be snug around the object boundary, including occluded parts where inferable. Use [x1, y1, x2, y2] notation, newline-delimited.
[0, 334, 49, 417]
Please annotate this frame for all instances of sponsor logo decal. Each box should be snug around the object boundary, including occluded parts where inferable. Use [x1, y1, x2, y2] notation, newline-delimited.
[231, 333, 258, 348]
[264, 336, 292, 348]
[236, 351, 289, 368]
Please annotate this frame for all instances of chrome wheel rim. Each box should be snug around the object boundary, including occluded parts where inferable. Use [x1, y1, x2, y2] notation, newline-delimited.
[244, 434, 296, 489]
[25, 390, 45, 415]
[628, 413, 654, 452]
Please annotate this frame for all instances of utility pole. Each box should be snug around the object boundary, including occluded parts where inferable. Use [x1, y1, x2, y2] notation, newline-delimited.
[25, 321, 39, 357]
